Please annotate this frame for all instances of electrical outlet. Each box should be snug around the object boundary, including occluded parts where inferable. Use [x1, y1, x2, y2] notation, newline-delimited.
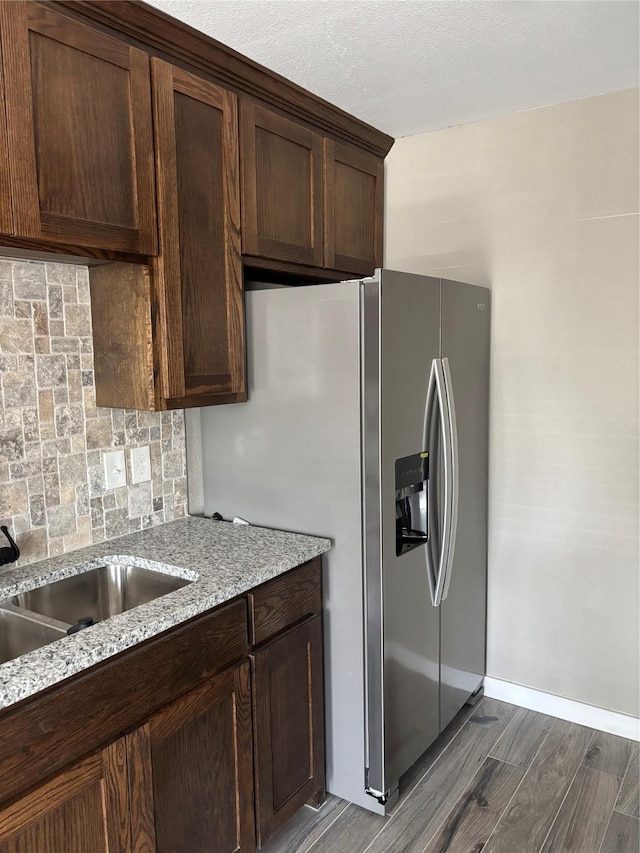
[104, 450, 126, 490]
[130, 445, 151, 484]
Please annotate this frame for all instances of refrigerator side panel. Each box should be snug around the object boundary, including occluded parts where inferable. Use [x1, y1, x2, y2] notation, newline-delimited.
[198, 283, 378, 812]
[439, 280, 490, 729]
[365, 269, 442, 797]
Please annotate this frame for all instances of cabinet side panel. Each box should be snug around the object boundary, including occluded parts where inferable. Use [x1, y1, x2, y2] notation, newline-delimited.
[0, 33, 14, 235]
[89, 262, 156, 411]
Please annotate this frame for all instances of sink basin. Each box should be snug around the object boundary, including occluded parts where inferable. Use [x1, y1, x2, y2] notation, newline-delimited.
[12, 564, 191, 627]
[0, 607, 67, 665]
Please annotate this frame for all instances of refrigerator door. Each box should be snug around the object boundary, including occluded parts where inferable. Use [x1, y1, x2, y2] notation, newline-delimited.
[363, 270, 442, 799]
[439, 280, 490, 729]
[198, 282, 375, 811]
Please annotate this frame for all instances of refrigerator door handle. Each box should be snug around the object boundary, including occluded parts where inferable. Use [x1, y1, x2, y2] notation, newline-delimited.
[423, 360, 439, 606]
[424, 358, 453, 607]
[432, 358, 454, 608]
[437, 357, 459, 603]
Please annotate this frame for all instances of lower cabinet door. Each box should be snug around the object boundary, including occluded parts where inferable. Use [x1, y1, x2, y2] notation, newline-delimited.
[251, 615, 325, 846]
[0, 739, 130, 853]
[127, 662, 255, 853]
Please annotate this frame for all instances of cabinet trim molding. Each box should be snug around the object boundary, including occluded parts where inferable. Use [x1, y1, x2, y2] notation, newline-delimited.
[54, 0, 393, 159]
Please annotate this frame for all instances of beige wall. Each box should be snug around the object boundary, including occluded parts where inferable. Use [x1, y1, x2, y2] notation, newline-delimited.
[0, 258, 188, 565]
[385, 89, 639, 717]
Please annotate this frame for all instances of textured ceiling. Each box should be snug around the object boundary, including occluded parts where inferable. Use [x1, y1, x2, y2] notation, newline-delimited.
[146, 0, 640, 138]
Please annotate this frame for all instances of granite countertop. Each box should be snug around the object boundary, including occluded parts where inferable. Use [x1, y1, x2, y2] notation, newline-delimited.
[0, 516, 331, 712]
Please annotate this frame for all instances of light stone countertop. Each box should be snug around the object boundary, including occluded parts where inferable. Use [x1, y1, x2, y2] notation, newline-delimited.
[0, 516, 331, 712]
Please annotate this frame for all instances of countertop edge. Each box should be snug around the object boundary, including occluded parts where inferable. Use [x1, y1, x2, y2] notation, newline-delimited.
[0, 517, 331, 712]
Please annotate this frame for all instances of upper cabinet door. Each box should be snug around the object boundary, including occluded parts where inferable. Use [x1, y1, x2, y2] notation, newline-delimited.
[151, 59, 245, 407]
[324, 139, 384, 275]
[0, 40, 12, 236]
[241, 101, 323, 266]
[0, 2, 156, 254]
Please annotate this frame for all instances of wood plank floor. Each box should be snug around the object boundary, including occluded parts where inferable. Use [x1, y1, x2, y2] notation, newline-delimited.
[263, 698, 640, 853]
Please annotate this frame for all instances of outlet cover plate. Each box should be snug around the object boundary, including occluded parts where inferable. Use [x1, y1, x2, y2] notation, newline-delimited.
[130, 445, 151, 484]
[104, 450, 126, 490]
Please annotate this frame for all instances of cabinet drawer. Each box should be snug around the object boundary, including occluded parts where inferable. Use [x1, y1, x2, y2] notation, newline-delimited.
[248, 558, 321, 646]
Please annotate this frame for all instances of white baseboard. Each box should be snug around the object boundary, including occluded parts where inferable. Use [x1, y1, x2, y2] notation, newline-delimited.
[483, 676, 640, 742]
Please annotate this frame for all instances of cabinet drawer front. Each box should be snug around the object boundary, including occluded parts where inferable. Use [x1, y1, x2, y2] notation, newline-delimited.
[248, 558, 321, 646]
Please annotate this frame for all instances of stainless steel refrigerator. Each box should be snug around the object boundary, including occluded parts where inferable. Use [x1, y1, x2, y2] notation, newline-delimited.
[189, 269, 490, 814]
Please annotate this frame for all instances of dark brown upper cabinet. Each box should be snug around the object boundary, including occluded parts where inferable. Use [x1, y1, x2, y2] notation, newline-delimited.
[240, 100, 384, 277]
[324, 139, 384, 275]
[241, 100, 324, 267]
[150, 59, 245, 408]
[0, 2, 156, 254]
[90, 60, 246, 411]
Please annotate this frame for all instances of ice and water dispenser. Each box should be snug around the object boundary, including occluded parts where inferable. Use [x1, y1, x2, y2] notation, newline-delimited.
[395, 452, 429, 556]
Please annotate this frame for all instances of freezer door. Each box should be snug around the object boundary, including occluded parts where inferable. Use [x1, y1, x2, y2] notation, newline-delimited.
[363, 270, 441, 798]
[439, 280, 490, 729]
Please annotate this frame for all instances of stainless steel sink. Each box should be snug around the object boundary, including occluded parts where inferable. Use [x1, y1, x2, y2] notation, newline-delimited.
[11, 564, 191, 626]
[0, 606, 67, 665]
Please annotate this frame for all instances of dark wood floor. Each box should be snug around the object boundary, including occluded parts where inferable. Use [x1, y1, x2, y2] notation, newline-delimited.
[263, 698, 640, 853]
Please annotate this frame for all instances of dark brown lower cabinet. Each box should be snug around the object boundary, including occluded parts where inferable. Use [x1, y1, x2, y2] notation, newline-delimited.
[251, 615, 325, 847]
[0, 739, 130, 853]
[128, 662, 255, 853]
[0, 559, 325, 852]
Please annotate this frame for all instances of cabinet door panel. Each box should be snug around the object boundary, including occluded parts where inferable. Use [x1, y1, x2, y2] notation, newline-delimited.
[241, 101, 323, 266]
[0, 740, 130, 853]
[152, 59, 245, 407]
[252, 615, 325, 846]
[0, 2, 156, 253]
[128, 663, 255, 853]
[324, 139, 383, 275]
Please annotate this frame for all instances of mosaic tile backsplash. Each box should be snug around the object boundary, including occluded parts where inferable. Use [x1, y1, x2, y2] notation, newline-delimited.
[0, 257, 187, 565]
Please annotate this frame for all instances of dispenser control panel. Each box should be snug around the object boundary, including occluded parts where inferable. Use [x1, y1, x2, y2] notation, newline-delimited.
[395, 451, 429, 556]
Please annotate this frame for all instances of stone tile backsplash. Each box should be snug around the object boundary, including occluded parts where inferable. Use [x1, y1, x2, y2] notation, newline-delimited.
[0, 257, 187, 565]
